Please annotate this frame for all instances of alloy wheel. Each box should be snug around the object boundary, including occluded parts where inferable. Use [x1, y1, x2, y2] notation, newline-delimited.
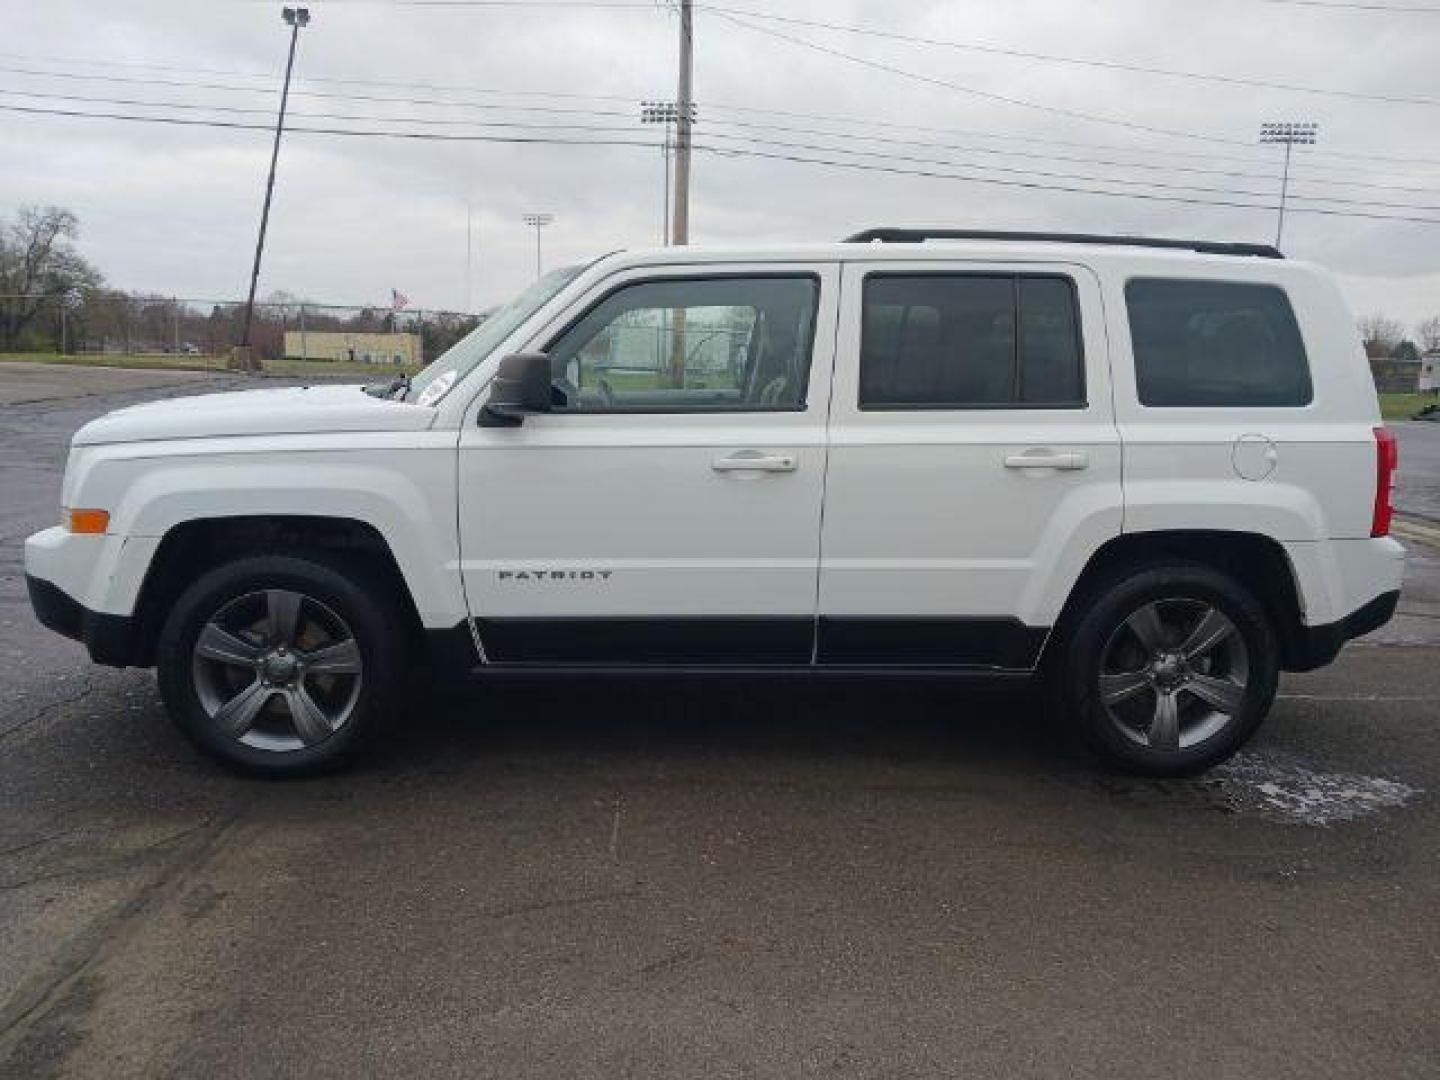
[1097, 598, 1249, 752]
[191, 588, 363, 752]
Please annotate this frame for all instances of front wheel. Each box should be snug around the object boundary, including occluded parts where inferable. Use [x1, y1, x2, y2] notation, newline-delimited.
[156, 554, 410, 776]
[1059, 563, 1279, 776]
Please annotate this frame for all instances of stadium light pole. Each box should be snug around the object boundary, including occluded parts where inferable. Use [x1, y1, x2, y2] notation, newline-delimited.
[238, 5, 310, 370]
[641, 101, 675, 245]
[522, 213, 553, 278]
[1259, 121, 1317, 250]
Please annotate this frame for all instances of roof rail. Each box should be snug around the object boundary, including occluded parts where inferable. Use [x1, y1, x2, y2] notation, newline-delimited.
[843, 228, 1284, 259]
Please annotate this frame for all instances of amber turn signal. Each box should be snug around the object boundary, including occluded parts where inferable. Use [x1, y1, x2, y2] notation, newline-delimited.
[66, 509, 110, 534]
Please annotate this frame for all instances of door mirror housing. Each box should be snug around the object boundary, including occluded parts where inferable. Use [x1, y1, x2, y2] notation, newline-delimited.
[480, 353, 553, 426]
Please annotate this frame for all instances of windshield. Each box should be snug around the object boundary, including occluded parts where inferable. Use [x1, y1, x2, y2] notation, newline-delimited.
[406, 261, 590, 405]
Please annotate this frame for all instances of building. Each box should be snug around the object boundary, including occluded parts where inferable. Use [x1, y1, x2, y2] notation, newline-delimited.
[283, 330, 422, 366]
[1420, 352, 1440, 393]
[1369, 354, 1422, 393]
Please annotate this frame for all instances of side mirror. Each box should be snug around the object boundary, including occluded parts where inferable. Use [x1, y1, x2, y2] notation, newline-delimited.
[480, 353, 552, 426]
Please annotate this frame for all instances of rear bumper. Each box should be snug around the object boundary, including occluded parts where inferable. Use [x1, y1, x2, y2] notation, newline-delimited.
[26, 573, 142, 667]
[1286, 589, 1400, 672]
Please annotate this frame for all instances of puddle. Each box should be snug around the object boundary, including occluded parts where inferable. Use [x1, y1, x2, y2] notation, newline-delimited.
[1211, 750, 1419, 826]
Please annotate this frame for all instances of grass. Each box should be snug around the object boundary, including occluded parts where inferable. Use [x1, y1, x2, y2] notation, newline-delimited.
[0, 352, 422, 378]
[1379, 392, 1438, 420]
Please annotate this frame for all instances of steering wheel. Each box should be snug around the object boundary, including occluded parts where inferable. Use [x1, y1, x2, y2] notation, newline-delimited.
[597, 377, 617, 409]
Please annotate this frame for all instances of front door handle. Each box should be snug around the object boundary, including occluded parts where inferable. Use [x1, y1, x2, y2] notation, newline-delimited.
[712, 451, 799, 473]
[1004, 450, 1088, 470]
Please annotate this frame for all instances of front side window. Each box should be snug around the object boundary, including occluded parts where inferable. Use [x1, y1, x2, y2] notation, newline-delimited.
[859, 274, 1085, 409]
[1126, 278, 1312, 407]
[545, 275, 819, 412]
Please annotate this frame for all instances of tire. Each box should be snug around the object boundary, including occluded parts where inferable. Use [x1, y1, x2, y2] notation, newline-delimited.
[156, 553, 411, 776]
[1058, 562, 1279, 777]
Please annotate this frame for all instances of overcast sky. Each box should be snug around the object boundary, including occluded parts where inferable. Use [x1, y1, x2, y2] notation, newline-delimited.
[4, 0, 1440, 328]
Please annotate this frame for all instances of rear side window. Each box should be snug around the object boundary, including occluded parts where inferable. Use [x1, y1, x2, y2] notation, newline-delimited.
[1125, 278, 1312, 407]
[859, 274, 1085, 409]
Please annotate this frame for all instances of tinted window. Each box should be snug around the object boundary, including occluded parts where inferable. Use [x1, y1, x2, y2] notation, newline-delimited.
[545, 276, 818, 412]
[859, 274, 1084, 409]
[1126, 279, 1312, 407]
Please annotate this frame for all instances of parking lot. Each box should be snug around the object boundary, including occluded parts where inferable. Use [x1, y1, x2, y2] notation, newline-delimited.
[1, 363, 1437, 1078]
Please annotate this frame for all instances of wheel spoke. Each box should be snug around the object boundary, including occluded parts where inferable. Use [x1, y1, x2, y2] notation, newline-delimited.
[302, 638, 361, 677]
[1184, 673, 1245, 714]
[195, 622, 264, 667]
[265, 590, 304, 647]
[1100, 670, 1151, 706]
[212, 679, 274, 738]
[1125, 604, 1167, 654]
[1148, 690, 1180, 751]
[1178, 607, 1234, 663]
[284, 685, 334, 746]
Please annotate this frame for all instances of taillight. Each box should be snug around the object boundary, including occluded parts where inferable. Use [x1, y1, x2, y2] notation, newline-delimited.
[1373, 426, 1397, 538]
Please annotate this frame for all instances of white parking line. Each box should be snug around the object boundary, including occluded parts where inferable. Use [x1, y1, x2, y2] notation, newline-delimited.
[1394, 517, 1440, 548]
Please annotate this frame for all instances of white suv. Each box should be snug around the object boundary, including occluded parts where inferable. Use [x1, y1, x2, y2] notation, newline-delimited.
[24, 229, 1404, 776]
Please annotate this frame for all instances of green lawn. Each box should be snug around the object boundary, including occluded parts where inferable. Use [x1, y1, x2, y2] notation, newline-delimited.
[1380, 392, 1438, 420]
[0, 352, 421, 378]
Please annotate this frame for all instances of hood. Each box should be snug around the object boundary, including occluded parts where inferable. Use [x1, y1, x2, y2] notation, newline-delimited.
[72, 384, 437, 447]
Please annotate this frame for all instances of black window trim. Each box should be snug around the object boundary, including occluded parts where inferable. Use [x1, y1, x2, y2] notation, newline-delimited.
[1123, 275, 1314, 410]
[856, 270, 1089, 412]
[539, 270, 824, 416]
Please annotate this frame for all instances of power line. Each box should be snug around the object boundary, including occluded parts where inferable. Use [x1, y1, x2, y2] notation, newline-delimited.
[10, 79, 1440, 204]
[700, 141, 1440, 226]
[709, 11, 1440, 174]
[0, 65, 639, 120]
[17, 82, 1436, 210]
[7, 99, 1440, 226]
[1258, 0, 1440, 11]
[699, 4, 1440, 108]
[10, 50, 1440, 180]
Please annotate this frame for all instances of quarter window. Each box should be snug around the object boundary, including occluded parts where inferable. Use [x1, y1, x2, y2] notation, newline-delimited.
[859, 274, 1085, 409]
[1125, 278, 1312, 407]
[545, 276, 819, 412]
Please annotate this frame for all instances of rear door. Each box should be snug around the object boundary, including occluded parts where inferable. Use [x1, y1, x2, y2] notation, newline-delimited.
[817, 259, 1122, 668]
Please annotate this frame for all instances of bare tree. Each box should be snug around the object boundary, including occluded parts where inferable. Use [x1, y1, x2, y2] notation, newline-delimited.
[0, 205, 103, 349]
[1417, 315, 1440, 354]
[1358, 313, 1405, 358]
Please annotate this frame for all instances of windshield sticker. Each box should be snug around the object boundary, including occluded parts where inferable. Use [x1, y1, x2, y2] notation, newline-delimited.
[416, 370, 457, 407]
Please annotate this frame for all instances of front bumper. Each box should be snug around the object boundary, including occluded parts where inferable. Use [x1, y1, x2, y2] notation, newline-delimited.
[26, 573, 142, 667]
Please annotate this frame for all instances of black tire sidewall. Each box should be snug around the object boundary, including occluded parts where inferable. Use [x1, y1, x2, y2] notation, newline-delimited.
[156, 554, 407, 776]
[1063, 563, 1278, 776]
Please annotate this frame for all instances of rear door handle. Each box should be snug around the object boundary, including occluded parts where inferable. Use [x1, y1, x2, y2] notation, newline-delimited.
[712, 451, 799, 473]
[1004, 450, 1088, 471]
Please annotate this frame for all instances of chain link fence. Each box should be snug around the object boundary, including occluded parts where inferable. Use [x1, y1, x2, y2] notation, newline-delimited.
[0, 293, 481, 370]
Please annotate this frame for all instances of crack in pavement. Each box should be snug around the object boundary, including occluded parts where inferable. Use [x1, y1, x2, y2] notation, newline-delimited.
[0, 679, 104, 746]
[0, 802, 253, 1065]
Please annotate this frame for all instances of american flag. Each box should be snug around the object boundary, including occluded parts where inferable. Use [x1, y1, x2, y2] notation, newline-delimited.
[390, 288, 410, 311]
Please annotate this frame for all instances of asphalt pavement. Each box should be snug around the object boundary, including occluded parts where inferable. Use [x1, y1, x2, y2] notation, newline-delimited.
[1, 363, 1437, 1079]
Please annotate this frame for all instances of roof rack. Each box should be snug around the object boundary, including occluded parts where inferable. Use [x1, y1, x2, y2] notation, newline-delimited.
[843, 228, 1284, 259]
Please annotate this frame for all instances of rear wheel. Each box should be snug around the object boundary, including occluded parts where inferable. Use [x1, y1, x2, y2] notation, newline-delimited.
[1060, 563, 1278, 776]
[157, 554, 410, 776]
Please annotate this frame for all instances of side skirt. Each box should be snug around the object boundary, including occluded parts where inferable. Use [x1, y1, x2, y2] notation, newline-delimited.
[427, 616, 1049, 680]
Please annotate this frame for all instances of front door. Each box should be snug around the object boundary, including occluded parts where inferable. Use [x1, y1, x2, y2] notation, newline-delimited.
[457, 263, 838, 665]
[817, 260, 1122, 668]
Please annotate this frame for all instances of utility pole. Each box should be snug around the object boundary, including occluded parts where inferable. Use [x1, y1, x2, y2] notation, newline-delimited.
[465, 202, 474, 312]
[671, 0, 694, 246]
[1259, 121, 1317, 250]
[237, 5, 310, 372]
[522, 213, 553, 278]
